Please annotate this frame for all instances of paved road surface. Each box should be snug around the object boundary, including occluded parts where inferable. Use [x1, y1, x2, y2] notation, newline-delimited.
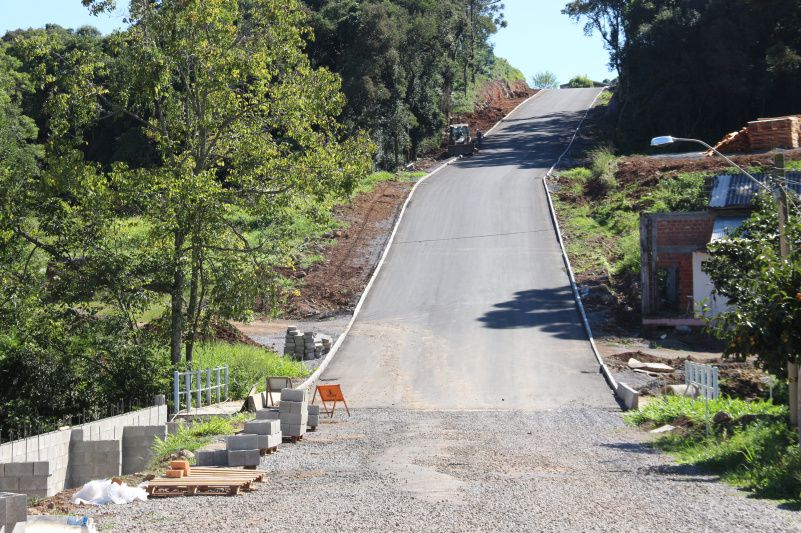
[323, 88, 616, 409]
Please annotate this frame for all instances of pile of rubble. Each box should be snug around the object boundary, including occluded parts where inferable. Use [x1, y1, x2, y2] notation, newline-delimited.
[284, 326, 332, 360]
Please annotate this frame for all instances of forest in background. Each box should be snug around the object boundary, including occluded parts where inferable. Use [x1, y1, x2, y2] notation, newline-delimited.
[564, 0, 801, 151]
[0, 0, 519, 435]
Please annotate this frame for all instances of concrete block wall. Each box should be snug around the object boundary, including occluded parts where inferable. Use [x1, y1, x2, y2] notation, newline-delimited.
[1, 492, 27, 533]
[122, 426, 167, 474]
[68, 440, 121, 488]
[0, 404, 168, 497]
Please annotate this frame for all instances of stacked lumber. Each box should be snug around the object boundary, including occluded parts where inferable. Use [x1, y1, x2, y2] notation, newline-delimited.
[146, 467, 267, 497]
[747, 116, 800, 151]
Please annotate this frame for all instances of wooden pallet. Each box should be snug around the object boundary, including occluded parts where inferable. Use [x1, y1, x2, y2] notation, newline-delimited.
[259, 446, 279, 456]
[147, 467, 267, 497]
[283, 434, 304, 443]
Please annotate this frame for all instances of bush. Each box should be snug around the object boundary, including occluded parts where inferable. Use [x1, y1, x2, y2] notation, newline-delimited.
[150, 417, 238, 467]
[647, 172, 708, 213]
[567, 74, 595, 88]
[588, 147, 618, 193]
[191, 342, 308, 400]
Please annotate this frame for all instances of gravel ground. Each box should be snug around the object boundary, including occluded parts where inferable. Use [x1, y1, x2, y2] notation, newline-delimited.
[90, 406, 800, 532]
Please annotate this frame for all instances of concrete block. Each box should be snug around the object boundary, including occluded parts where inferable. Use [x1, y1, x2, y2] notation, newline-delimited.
[226, 434, 260, 451]
[617, 382, 639, 410]
[246, 393, 264, 412]
[280, 388, 306, 402]
[0, 464, 4, 477]
[243, 420, 280, 435]
[2, 465, 32, 478]
[308, 415, 319, 427]
[18, 477, 48, 492]
[1, 492, 27, 533]
[308, 405, 320, 416]
[283, 424, 306, 437]
[255, 409, 280, 421]
[280, 411, 308, 426]
[0, 479, 18, 492]
[278, 401, 307, 415]
[266, 433, 281, 448]
[227, 450, 260, 467]
[195, 450, 226, 467]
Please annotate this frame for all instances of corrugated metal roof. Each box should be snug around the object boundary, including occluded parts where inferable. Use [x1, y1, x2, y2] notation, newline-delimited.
[711, 216, 747, 241]
[709, 172, 801, 208]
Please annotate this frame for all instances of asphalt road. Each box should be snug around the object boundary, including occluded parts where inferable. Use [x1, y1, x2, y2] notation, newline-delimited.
[322, 88, 617, 410]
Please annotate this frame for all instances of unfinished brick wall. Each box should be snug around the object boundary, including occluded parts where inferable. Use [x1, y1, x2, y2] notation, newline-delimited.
[641, 212, 714, 316]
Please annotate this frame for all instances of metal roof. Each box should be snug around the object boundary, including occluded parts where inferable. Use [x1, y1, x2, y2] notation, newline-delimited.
[710, 216, 747, 241]
[709, 172, 801, 208]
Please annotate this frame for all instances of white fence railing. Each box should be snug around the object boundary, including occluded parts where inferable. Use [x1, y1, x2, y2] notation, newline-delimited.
[172, 366, 229, 414]
[685, 361, 719, 400]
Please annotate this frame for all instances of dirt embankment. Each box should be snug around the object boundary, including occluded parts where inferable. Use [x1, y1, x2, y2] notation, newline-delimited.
[284, 83, 535, 318]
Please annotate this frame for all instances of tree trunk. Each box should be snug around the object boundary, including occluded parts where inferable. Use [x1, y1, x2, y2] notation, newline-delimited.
[789, 361, 798, 428]
[169, 230, 187, 365]
[185, 241, 201, 365]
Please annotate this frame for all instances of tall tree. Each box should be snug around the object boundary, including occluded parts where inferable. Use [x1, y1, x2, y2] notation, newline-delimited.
[9, 0, 373, 364]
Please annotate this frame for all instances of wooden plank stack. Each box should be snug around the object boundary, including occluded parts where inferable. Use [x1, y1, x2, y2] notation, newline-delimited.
[146, 466, 267, 497]
[747, 116, 800, 151]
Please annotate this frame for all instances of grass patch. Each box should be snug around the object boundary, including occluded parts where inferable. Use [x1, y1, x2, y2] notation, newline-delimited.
[627, 395, 800, 501]
[191, 342, 308, 400]
[149, 417, 240, 468]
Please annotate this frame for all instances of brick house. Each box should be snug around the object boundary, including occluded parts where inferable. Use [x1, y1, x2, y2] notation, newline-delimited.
[639, 172, 801, 326]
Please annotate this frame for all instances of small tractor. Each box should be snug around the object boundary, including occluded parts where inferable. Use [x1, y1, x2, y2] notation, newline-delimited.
[447, 123, 475, 156]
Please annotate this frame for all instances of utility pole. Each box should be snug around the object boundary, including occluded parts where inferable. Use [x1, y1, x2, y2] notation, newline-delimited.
[775, 154, 797, 428]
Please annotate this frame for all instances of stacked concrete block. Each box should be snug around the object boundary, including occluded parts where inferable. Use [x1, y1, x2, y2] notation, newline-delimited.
[194, 449, 227, 467]
[243, 419, 282, 452]
[0, 462, 51, 498]
[256, 408, 280, 420]
[307, 405, 320, 431]
[0, 492, 27, 533]
[122, 425, 168, 474]
[68, 440, 121, 488]
[225, 434, 260, 467]
[283, 327, 331, 361]
[279, 389, 307, 439]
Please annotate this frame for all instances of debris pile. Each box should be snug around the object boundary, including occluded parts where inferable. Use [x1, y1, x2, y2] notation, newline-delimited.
[283, 326, 331, 360]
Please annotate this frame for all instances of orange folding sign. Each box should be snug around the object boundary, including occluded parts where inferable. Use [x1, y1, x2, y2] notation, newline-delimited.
[312, 384, 350, 418]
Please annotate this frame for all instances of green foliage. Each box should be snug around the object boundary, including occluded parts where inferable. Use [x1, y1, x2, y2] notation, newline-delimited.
[531, 71, 559, 89]
[625, 395, 785, 427]
[149, 416, 237, 467]
[704, 194, 801, 377]
[627, 395, 800, 501]
[565, 0, 801, 151]
[191, 342, 308, 400]
[588, 147, 618, 192]
[567, 74, 595, 88]
[645, 172, 708, 213]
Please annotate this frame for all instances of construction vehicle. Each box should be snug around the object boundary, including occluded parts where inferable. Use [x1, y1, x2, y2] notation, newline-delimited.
[447, 123, 475, 156]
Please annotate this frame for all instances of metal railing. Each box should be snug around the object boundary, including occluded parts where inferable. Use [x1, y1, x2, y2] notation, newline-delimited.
[172, 366, 229, 414]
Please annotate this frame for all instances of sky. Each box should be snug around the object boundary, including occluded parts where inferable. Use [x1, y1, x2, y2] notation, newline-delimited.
[0, 0, 613, 85]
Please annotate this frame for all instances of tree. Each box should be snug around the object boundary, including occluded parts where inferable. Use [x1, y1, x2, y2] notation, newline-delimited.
[567, 74, 594, 88]
[8, 0, 373, 365]
[704, 192, 801, 417]
[562, 0, 625, 76]
[531, 71, 559, 89]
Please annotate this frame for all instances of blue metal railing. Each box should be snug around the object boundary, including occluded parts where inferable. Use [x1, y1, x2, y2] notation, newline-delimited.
[172, 366, 229, 414]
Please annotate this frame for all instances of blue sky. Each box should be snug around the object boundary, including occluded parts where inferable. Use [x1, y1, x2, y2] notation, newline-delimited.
[0, 0, 613, 84]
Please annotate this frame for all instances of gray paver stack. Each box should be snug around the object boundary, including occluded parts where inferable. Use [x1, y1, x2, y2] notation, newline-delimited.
[307, 405, 320, 431]
[279, 389, 307, 438]
[283, 326, 331, 360]
[196, 418, 283, 467]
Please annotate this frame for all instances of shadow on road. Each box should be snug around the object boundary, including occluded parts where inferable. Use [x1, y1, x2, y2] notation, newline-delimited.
[454, 109, 587, 171]
[477, 287, 587, 340]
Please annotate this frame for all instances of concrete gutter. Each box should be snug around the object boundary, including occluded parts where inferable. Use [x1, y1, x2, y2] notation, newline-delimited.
[540, 88, 639, 411]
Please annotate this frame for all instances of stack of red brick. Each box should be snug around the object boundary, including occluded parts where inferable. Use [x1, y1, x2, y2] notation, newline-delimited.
[711, 115, 801, 154]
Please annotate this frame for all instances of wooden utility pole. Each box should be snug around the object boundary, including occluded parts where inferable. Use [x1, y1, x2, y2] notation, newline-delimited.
[775, 154, 797, 428]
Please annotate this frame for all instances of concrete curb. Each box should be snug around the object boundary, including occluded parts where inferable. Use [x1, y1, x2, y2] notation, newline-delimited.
[539, 88, 638, 409]
[296, 157, 457, 393]
[297, 89, 544, 394]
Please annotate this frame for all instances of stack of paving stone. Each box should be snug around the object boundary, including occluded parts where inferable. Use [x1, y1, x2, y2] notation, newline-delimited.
[225, 434, 261, 468]
[307, 405, 320, 431]
[283, 327, 331, 360]
[279, 388, 307, 440]
[243, 419, 282, 453]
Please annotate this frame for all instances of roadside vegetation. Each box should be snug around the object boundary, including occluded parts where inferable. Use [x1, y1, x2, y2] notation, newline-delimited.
[627, 396, 801, 502]
[149, 414, 254, 469]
